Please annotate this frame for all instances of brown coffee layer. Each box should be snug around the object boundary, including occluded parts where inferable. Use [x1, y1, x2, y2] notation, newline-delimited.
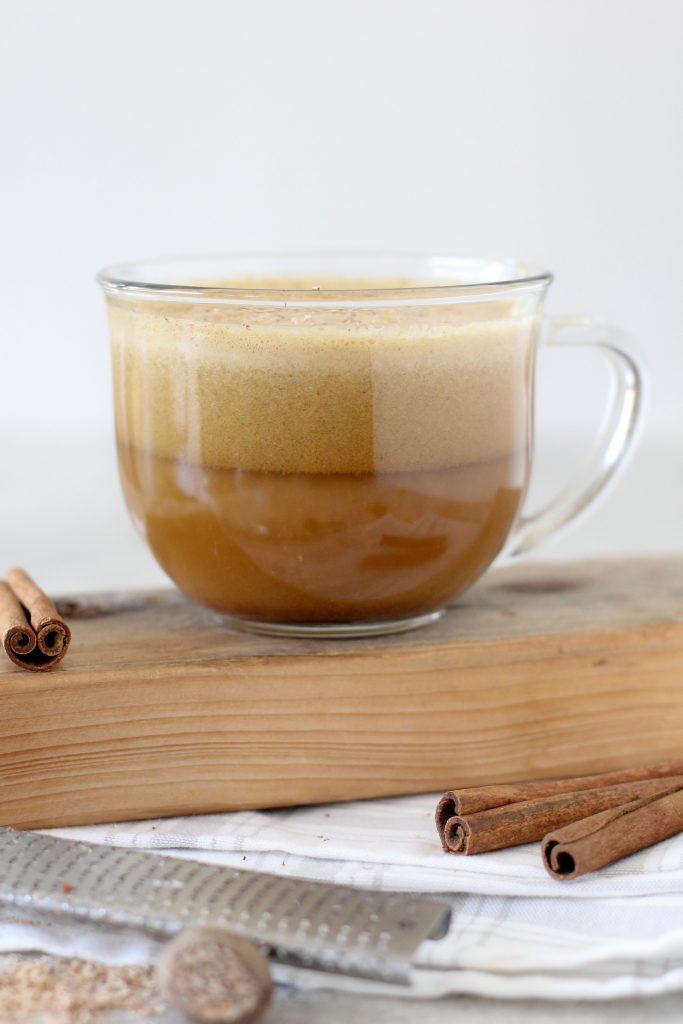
[109, 294, 537, 475]
[118, 445, 526, 621]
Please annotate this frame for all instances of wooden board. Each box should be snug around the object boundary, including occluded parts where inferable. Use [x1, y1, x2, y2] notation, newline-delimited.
[1, 557, 682, 829]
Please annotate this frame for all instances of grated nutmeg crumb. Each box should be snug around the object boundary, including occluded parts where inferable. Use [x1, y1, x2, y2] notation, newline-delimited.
[0, 954, 166, 1023]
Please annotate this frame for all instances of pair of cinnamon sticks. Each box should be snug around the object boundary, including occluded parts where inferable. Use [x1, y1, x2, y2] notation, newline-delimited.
[0, 569, 71, 672]
[435, 760, 683, 880]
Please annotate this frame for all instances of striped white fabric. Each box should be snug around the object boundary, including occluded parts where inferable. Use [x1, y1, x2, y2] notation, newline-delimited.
[1, 793, 680, 1000]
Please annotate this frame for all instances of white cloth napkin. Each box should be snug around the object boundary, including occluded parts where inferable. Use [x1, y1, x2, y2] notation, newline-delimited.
[0, 793, 681, 1001]
[47, 793, 683, 898]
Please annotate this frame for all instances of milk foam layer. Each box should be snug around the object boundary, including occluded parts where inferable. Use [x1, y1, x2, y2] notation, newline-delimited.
[109, 287, 538, 474]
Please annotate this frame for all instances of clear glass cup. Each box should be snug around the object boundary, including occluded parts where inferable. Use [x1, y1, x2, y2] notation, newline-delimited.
[98, 255, 643, 637]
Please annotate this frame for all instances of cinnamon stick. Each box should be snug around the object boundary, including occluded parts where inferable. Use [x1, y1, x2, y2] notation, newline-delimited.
[1, 569, 71, 671]
[440, 775, 683, 854]
[0, 581, 37, 667]
[435, 759, 683, 849]
[542, 785, 683, 880]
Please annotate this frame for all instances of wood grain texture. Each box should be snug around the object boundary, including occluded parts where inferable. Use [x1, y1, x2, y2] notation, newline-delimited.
[1, 557, 681, 829]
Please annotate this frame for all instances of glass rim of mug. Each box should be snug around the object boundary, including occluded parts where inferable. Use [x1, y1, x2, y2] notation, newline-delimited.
[97, 253, 553, 307]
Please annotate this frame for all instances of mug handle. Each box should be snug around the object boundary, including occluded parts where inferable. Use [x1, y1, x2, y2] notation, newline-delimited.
[507, 316, 644, 558]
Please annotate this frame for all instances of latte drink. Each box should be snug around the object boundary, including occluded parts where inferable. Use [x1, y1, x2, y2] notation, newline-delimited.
[109, 282, 535, 625]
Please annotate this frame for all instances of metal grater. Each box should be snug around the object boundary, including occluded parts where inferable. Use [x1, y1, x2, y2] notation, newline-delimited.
[0, 828, 450, 984]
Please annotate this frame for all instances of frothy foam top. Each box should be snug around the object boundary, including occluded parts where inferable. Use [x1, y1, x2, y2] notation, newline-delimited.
[108, 283, 538, 474]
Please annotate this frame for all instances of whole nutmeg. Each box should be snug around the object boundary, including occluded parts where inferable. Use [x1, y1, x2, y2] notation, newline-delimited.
[157, 927, 273, 1024]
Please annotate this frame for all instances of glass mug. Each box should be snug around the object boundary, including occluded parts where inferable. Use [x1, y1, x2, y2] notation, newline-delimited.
[98, 255, 642, 638]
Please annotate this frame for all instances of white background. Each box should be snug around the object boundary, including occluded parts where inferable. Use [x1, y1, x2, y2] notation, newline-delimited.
[1, 0, 681, 590]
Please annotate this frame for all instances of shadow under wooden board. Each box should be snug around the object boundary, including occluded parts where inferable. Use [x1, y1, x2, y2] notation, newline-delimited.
[1, 556, 681, 829]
